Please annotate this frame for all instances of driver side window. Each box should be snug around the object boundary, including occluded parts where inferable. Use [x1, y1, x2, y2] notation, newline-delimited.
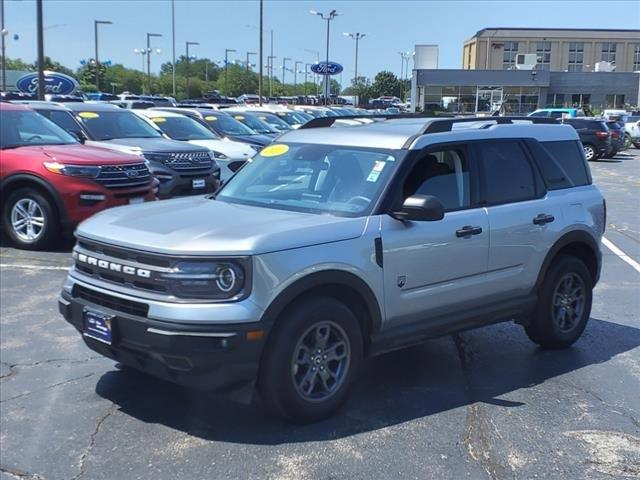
[402, 147, 471, 212]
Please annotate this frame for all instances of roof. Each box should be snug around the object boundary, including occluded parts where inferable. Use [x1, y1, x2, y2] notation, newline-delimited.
[135, 109, 184, 118]
[12, 100, 69, 111]
[0, 102, 29, 111]
[65, 102, 121, 112]
[276, 117, 579, 150]
[473, 27, 640, 37]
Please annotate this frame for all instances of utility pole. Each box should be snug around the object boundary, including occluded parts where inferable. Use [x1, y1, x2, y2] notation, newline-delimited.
[171, 0, 176, 96]
[1, 0, 6, 92]
[258, 0, 263, 105]
[224, 48, 236, 94]
[36, 0, 44, 99]
[344, 32, 365, 106]
[185, 41, 198, 99]
[310, 10, 338, 105]
[146, 33, 162, 94]
[94, 20, 112, 92]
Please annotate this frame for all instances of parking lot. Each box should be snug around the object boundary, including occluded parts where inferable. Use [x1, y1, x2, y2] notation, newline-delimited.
[1, 150, 639, 480]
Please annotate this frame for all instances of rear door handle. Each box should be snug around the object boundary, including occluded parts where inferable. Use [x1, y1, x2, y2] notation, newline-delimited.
[456, 226, 483, 238]
[533, 213, 555, 225]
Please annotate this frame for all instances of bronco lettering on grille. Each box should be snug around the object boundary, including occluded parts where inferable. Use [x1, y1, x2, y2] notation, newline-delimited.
[73, 252, 151, 278]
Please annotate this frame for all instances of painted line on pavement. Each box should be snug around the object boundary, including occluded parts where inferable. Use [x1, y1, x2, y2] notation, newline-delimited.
[602, 237, 640, 274]
[0, 264, 70, 271]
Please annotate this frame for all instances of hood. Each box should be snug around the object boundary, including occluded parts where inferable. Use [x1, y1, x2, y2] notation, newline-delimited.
[86, 137, 208, 155]
[76, 196, 367, 256]
[2, 144, 143, 165]
[186, 139, 255, 160]
[227, 134, 272, 147]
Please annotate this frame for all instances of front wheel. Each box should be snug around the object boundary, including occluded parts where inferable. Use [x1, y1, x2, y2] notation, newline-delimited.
[258, 296, 363, 423]
[583, 144, 596, 161]
[2, 188, 59, 250]
[525, 255, 593, 349]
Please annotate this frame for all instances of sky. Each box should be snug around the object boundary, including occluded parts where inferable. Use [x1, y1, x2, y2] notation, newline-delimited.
[3, 0, 640, 83]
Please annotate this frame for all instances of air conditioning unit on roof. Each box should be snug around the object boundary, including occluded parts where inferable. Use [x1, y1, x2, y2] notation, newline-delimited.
[515, 53, 538, 70]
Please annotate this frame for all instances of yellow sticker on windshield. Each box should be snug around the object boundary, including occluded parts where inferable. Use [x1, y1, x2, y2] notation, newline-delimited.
[205, 116, 217, 121]
[78, 112, 99, 119]
[261, 144, 289, 157]
[150, 117, 166, 123]
[234, 115, 245, 120]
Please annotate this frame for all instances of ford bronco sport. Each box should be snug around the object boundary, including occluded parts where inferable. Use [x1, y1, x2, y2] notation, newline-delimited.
[59, 116, 604, 422]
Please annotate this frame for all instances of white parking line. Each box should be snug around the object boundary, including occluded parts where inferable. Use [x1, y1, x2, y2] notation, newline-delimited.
[0, 264, 70, 271]
[602, 237, 640, 274]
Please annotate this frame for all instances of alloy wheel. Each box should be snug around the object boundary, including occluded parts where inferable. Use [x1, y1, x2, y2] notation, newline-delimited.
[291, 321, 351, 403]
[551, 272, 586, 333]
[583, 145, 595, 161]
[10, 198, 45, 242]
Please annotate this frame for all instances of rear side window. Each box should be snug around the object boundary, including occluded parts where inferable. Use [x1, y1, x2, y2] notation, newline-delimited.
[538, 140, 590, 189]
[477, 141, 537, 205]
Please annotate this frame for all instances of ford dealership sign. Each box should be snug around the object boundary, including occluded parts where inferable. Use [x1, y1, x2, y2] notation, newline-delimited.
[310, 61, 343, 76]
[16, 71, 79, 95]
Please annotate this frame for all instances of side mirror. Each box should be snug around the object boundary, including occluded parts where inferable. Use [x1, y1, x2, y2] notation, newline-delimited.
[391, 195, 445, 222]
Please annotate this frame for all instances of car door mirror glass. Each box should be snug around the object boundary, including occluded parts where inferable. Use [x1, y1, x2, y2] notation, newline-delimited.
[392, 195, 444, 222]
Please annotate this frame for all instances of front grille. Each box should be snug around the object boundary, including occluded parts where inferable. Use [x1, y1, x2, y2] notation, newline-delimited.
[95, 163, 151, 189]
[73, 285, 149, 317]
[145, 151, 213, 172]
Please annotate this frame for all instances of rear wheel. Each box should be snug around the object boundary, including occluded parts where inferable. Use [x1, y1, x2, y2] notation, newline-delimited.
[634, 142, 640, 149]
[525, 255, 593, 349]
[258, 296, 363, 423]
[583, 144, 596, 161]
[2, 188, 59, 250]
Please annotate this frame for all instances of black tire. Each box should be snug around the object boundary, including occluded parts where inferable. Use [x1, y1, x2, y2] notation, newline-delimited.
[258, 296, 363, 423]
[634, 142, 640, 149]
[525, 255, 593, 349]
[583, 144, 597, 161]
[2, 188, 59, 250]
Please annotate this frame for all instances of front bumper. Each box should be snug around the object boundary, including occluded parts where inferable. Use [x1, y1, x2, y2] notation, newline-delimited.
[148, 161, 220, 199]
[59, 290, 271, 395]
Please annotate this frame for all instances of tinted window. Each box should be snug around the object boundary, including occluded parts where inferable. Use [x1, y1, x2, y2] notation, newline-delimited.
[148, 115, 219, 140]
[38, 110, 82, 133]
[1, 110, 77, 148]
[403, 148, 470, 211]
[529, 111, 549, 117]
[77, 111, 162, 140]
[538, 140, 590, 189]
[478, 141, 536, 204]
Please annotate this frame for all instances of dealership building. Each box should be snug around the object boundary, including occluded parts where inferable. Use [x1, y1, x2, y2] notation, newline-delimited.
[411, 28, 640, 114]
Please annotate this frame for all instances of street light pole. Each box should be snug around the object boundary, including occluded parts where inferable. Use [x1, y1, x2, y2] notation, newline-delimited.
[294, 60, 302, 95]
[185, 41, 198, 99]
[344, 32, 365, 106]
[310, 9, 338, 105]
[268, 55, 276, 97]
[245, 51, 256, 94]
[258, 0, 263, 105]
[36, 0, 44, 100]
[94, 20, 112, 92]
[1, 0, 6, 92]
[224, 48, 236, 94]
[146, 33, 162, 94]
[171, 0, 176, 96]
[282, 57, 291, 88]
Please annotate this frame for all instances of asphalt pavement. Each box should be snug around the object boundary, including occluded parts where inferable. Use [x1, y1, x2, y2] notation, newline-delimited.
[1, 149, 639, 480]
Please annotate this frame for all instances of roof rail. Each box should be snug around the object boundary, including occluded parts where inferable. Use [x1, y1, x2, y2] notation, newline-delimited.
[298, 113, 450, 130]
[420, 116, 559, 134]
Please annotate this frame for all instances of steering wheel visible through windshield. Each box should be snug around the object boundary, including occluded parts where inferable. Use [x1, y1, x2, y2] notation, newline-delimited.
[217, 143, 401, 216]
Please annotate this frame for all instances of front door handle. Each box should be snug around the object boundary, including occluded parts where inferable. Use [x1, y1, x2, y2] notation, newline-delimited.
[456, 226, 483, 238]
[533, 213, 555, 225]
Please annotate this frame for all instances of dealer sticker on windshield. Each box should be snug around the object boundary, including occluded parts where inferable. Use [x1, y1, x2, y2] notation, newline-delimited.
[366, 161, 386, 182]
[261, 144, 289, 157]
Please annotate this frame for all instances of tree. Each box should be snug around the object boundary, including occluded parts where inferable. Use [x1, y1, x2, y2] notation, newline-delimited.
[42, 56, 74, 76]
[369, 70, 401, 99]
[160, 56, 221, 82]
[5, 57, 33, 71]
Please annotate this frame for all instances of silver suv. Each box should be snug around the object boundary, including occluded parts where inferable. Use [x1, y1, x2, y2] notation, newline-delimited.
[58, 116, 605, 422]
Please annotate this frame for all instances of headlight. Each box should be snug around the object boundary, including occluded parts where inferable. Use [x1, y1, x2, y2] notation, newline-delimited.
[43, 162, 100, 178]
[209, 151, 228, 160]
[159, 260, 247, 300]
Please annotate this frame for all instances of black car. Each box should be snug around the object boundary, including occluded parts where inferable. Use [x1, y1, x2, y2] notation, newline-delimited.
[153, 107, 272, 149]
[605, 120, 626, 158]
[564, 118, 611, 161]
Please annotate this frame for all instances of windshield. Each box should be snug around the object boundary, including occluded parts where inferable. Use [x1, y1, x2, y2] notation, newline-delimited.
[232, 114, 278, 134]
[217, 143, 401, 217]
[273, 110, 308, 126]
[76, 110, 162, 140]
[147, 115, 219, 141]
[253, 112, 292, 131]
[203, 114, 256, 136]
[1, 109, 77, 149]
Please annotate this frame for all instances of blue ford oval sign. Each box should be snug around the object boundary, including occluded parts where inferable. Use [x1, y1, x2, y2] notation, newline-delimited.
[310, 61, 343, 76]
[16, 71, 79, 95]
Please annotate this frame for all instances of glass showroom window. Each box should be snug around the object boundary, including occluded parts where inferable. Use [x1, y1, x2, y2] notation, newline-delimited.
[536, 41, 552, 70]
[571, 94, 590, 106]
[633, 44, 640, 71]
[601, 42, 617, 64]
[605, 94, 625, 108]
[568, 43, 584, 72]
[503, 42, 519, 69]
[547, 94, 566, 107]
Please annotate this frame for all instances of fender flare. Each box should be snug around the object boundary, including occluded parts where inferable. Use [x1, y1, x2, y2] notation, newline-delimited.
[259, 269, 383, 335]
[533, 230, 601, 291]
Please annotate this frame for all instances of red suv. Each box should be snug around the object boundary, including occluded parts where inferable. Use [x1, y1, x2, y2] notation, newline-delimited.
[0, 102, 156, 250]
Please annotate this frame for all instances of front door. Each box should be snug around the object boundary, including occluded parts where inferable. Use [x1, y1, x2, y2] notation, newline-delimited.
[381, 144, 490, 328]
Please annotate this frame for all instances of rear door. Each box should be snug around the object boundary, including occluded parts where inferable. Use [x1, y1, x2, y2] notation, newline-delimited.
[475, 139, 557, 299]
[380, 143, 490, 328]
